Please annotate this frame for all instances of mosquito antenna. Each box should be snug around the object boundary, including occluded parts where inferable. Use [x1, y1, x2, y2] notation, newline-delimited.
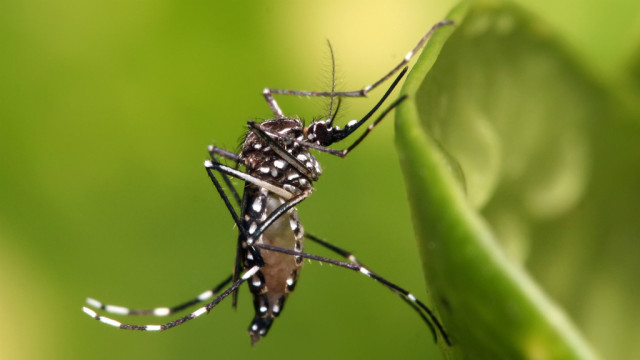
[332, 97, 342, 122]
[326, 39, 337, 126]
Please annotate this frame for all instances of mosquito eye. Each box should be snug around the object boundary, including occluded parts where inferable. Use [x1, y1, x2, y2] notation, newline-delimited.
[309, 122, 331, 145]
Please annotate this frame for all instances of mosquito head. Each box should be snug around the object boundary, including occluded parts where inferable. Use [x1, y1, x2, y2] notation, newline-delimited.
[307, 116, 362, 147]
[305, 119, 333, 146]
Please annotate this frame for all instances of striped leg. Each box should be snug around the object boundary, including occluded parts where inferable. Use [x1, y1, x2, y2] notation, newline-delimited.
[82, 266, 260, 331]
[305, 233, 443, 342]
[84, 275, 232, 317]
[205, 160, 293, 201]
[207, 146, 243, 206]
[203, 153, 264, 309]
[254, 244, 451, 346]
[306, 232, 363, 266]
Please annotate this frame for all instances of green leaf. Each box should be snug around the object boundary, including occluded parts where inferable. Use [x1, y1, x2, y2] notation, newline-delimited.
[394, 2, 622, 358]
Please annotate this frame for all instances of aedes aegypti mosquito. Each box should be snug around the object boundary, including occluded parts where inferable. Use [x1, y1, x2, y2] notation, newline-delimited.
[83, 20, 454, 346]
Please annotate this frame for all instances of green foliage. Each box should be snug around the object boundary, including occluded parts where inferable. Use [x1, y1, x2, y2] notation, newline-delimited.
[1, 1, 639, 359]
[397, 2, 640, 359]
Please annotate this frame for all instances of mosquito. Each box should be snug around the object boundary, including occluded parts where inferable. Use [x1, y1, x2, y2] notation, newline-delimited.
[83, 20, 454, 346]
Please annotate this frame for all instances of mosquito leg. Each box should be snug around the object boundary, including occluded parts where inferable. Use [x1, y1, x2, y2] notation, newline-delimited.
[207, 148, 243, 206]
[205, 160, 247, 236]
[204, 152, 311, 306]
[205, 158, 310, 248]
[357, 20, 453, 96]
[204, 150, 255, 308]
[82, 266, 260, 331]
[205, 160, 293, 200]
[204, 157, 311, 293]
[305, 233, 363, 266]
[206, 160, 270, 274]
[263, 20, 454, 101]
[304, 232, 440, 342]
[337, 95, 406, 156]
[254, 244, 451, 346]
[263, 88, 286, 118]
[85, 275, 233, 317]
[208, 145, 242, 163]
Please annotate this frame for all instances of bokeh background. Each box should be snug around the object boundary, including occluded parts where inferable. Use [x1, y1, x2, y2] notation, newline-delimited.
[1, 1, 638, 359]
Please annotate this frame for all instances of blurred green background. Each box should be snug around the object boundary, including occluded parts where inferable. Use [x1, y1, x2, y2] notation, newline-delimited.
[1, 1, 638, 359]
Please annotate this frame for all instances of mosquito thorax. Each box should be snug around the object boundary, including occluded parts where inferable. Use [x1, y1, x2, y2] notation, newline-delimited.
[241, 118, 321, 194]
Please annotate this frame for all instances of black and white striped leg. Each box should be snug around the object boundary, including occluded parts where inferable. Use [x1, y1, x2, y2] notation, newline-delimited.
[85, 275, 233, 317]
[205, 159, 293, 200]
[305, 233, 441, 343]
[204, 158, 266, 271]
[254, 244, 451, 346]
[82, 266, 260, 331]
[203, 151, 253, 309]
[261, 20, 454, 117]
[207, 145, 245, 204]
[305, 233, 363, 266]
[207, 151, 243, 208]
[205, 159, 247, 236]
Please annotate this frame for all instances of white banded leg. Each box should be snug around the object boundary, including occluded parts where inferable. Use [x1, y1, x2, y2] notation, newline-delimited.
[305, 233, 363, 266]
[305, 233, 443, 343]
[254, 244, 451, 346]
[207, 147, 243, 209]
[82, 266, 260, 331]
[84, 275, 232, 317]
[261, 20, 454, 117]
[204, 160, 293, 200]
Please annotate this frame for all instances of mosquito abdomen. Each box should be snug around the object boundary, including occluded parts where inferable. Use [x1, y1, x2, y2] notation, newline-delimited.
[243, 190, 305, 345]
